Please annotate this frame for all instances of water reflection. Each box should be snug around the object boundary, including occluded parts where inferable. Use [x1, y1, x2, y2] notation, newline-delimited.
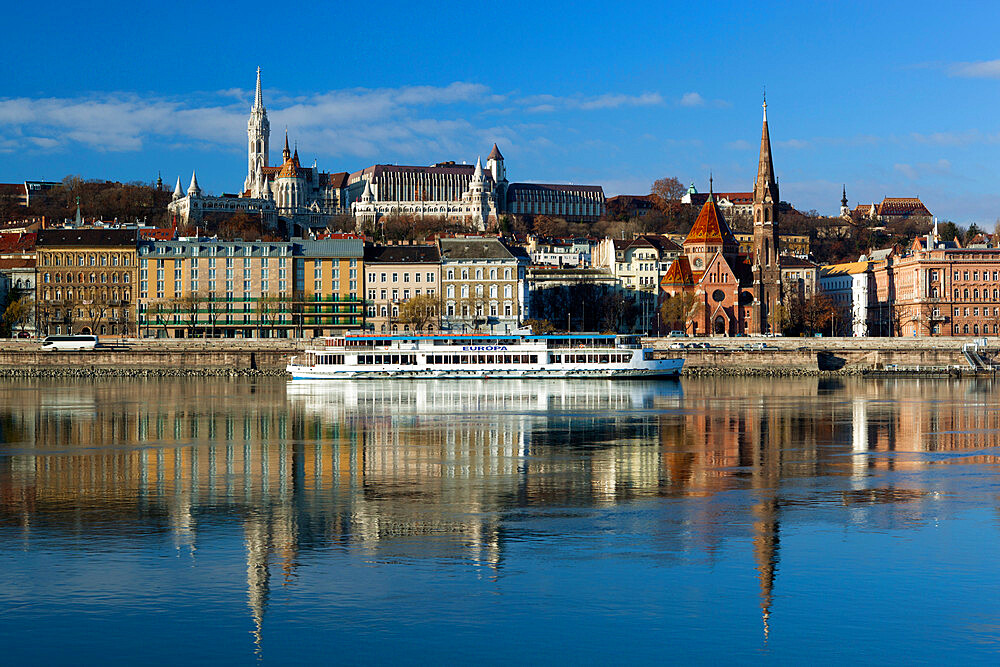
[2, 377, 1000, 660]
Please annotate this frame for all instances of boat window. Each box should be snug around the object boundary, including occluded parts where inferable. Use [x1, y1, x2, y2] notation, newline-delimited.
[529, 355, 538, 364]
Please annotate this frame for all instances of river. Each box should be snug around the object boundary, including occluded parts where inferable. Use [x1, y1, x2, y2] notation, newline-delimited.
[2, 377, 1000, 663]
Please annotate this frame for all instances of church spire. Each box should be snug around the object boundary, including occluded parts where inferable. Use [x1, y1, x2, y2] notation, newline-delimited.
[756, 96, 775, 190]
[282, 129, 290, 162]
[253, 66, 264, 110]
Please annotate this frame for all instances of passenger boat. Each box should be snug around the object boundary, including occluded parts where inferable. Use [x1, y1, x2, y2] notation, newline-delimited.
[286, 332, 683, 380]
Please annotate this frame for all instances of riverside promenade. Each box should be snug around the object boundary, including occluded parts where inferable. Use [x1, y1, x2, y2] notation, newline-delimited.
[647, 336, 993, 375]
[0, 336, 992, 376]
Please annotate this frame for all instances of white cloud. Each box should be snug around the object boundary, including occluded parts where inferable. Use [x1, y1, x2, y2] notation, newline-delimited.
[894, 159, 951, 181]
[950, 60, 1000, 78]
[0, 81, 668, 162]
[679, 92, 705, 107]
[777, 139, 810, 150]
[726, 139, 751, 150]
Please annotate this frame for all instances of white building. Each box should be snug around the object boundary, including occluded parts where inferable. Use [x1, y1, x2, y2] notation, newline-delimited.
[167, 172, 278, 230]
[819, 259, 874, 337]
[349, 143, 606, 230]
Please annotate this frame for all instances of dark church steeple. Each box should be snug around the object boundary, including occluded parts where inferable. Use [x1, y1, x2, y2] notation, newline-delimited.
[751, 95, 783, 334]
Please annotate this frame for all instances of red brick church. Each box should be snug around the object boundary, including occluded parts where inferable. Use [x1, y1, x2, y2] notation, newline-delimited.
[660, 100, 784, 336]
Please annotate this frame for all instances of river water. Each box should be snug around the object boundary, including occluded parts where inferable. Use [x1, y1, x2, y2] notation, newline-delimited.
[2, 377, 1000, 664]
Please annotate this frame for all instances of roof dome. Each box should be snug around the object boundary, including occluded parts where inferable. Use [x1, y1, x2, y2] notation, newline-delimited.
[276, 153, 301, 179]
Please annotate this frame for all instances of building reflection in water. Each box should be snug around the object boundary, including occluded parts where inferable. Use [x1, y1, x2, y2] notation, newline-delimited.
[2, 376, 999, 650]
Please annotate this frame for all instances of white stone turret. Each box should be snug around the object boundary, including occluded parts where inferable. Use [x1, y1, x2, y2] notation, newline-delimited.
[172, 176, 183, 201]
[188, 171, 201, 197]
[472, 156, 483, 183]
[360, 178, 373, 203]
[245, 66, 270, 198]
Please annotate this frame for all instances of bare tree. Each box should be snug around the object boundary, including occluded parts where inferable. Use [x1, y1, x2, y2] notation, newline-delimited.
[145, 300, 173, 337]
[660, 292, 698, 333]
[397, 294, 438, 331]
[650, 176, 686, 203]
[256, 293, 291, 336]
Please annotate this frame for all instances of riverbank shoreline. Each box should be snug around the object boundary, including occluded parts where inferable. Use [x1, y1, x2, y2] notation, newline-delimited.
[0, 336, 994, 377]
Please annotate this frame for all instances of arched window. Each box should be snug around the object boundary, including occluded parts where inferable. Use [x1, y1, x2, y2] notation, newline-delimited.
[964, 289, 970, 299]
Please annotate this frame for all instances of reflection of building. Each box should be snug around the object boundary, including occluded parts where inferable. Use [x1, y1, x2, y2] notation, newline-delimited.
[7, 376, 995, 652]
[35, 228, 138, 336]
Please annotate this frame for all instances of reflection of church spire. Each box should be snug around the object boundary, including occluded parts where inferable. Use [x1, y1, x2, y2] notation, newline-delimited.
[245, 516, 272, 659]
[753, 495, 780, 642]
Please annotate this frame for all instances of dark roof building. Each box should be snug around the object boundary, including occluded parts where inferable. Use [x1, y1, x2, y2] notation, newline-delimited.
[37, 228, 139, 247]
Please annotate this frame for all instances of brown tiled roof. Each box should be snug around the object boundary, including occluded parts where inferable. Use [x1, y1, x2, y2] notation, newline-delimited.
[277, 154, 303, 179]
[364, 244, 441, 263]
[0, 232, 36, 253]
[321, 171, 349, 188]
[37, 228, 138, 247]
[877, 197, 931, 217]
[684, 197, 739, 247]
[0, 258, 34, 269]
[139, 228, 175, 241]
[488, 143, 504, 161]
[351, 164, 477, 182]
[661, 257, 694, 286]
[638, 234, 682, 254]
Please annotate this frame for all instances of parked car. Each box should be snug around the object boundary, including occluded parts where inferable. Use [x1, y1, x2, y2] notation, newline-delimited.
[668, 331, 688, 338]
[668, 342, 686, 350]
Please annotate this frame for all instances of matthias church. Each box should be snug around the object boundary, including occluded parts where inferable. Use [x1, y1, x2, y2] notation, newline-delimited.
[169, 69, 606, 235]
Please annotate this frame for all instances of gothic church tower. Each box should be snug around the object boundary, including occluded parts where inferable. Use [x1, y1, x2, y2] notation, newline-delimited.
[245, 67, 270, 198]
[751, 98, 782, 334]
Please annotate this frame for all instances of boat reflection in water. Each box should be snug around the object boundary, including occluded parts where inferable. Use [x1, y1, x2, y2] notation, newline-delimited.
[284, 377, 683, 416]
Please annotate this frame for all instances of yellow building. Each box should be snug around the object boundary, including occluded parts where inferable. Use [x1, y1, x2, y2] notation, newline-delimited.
[36, 228, 138, 336]
[137, 236, 364, 338]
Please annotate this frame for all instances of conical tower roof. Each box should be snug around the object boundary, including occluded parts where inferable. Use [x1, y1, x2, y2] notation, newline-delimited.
[756, 98, 776, 192]
[487, 143, 503, 161]
[187, 170, 201, 196]
[253, 66, 264, 110]
[173, 176, 183, 199]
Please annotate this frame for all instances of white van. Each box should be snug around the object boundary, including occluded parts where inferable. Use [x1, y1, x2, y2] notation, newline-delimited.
[41, 335, 98, 350]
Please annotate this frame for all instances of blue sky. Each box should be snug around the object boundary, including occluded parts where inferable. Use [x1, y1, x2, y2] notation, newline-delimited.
[2, 0, 1000, 222]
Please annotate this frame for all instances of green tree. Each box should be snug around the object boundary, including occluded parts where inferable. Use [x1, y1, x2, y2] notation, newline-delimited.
[2, 296, 33, 336]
